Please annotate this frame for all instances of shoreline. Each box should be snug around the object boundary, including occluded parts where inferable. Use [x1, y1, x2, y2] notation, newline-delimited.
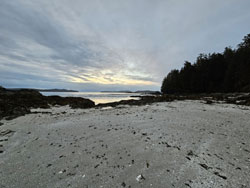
[1, 85, 250, 121]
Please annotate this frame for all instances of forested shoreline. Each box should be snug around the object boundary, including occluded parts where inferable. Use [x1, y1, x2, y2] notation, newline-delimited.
[161, 34, 250, 94]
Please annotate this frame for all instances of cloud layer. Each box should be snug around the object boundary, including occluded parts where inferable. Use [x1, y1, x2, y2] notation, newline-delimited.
[1, 0, 250, 91]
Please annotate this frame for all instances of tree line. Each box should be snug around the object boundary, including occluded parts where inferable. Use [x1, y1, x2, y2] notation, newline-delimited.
[161, 34, 250, 94]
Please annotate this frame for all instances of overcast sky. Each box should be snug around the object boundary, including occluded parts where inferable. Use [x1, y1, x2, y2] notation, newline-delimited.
[1, 0, 250, 91]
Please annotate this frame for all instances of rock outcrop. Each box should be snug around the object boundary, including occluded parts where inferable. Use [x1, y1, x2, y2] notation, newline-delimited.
[0, 87, 95, 120]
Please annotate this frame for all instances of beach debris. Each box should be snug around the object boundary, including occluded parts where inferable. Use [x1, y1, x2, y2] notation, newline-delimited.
[0, 129, 15, 136]
[243, 148, 250, 153]
[0, 137, 8, 142]
[101, 106, 113, 110]
[213, 172, 227, 180]
[187, 150, 198, 157]
[67, 172, 76, 176]
[58, 169, 66, 174]
[187, 150, 194, 156]
[214, 154, 224, 160]
[172, 146, 181, 150]
[121, 182, 126, 187]
[162, 142, 171, 147]
[199, 163, 211, 170]
[136, 174, 146, 182]
[0, 144, 4, 153]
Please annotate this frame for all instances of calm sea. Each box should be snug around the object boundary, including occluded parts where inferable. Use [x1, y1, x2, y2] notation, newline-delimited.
[40, 92, 141, 105]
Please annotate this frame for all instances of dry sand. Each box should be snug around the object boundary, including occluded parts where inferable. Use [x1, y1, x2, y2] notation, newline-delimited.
[0, 100, 250, 188]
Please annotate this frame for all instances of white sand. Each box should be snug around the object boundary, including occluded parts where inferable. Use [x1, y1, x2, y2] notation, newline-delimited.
[0, 100, 250, 188]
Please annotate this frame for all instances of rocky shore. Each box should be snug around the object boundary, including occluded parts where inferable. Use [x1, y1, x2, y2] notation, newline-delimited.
[1, 86, 250, 121]
[97, 93, 250, 108]
[0, 86, 94, 120]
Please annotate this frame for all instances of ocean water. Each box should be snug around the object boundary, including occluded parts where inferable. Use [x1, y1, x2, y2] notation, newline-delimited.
[40, 92, 141, 105]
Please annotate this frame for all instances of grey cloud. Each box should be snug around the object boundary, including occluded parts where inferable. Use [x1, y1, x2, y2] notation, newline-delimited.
[125, 75, 155, 82]
[1, 0, 250, 91]
[0, 1, 112, 70]
[0, 71, 54, 82]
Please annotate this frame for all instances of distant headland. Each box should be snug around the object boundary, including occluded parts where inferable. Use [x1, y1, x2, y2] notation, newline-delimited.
[6, 88, 79, 92]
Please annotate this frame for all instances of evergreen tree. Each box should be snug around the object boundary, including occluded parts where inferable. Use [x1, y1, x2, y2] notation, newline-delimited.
[161, 34, 250, 94]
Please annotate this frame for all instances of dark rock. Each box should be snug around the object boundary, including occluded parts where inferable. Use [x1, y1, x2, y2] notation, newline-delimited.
[46, 96, 94, 109]
[205, 100, 213, 104]
[96, 95, 174, 108]
[0, 86, 7, 92]
[96, 93, 250, 108]
[0, 86, 95, 120]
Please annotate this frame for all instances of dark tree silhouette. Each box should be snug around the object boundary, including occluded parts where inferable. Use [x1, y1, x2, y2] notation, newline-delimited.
[161, 34, 250, 94]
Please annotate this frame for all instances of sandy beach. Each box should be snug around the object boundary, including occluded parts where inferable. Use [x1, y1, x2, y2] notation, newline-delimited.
[0, 100, 250, 188]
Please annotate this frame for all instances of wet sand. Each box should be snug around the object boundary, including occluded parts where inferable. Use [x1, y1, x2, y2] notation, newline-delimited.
[0, 100, 250, 188]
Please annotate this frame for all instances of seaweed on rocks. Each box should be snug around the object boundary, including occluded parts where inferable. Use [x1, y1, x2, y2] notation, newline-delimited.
[0, 87, 95, 120]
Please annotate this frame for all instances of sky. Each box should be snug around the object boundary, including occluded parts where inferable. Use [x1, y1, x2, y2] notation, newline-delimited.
[1, 0, 250, 91]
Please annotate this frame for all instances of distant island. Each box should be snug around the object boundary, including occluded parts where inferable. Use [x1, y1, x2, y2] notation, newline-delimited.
[38, 89, 78, 92]
[101, 90, 161, 94]
[7, 88, 78, 92]
[101, 90, 133, 93]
